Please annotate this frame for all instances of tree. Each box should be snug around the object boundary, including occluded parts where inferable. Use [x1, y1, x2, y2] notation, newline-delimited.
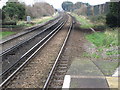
[26, 2, 55, 18]
[74, 2, 82, 9]
[62, 1, 74, 11]
[2, 1, 26, 20]
[2, 10, 6, 21]
[106, 2, 120, 27]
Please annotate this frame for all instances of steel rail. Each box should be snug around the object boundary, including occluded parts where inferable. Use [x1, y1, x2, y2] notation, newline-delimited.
[1, 15, 67, 84]
[43, 17, 73, 89]
[0, 19, 67, 88]
[0, 14, 61, 45]
[0, 17, 63, 56]
[1, 21, 65, 77]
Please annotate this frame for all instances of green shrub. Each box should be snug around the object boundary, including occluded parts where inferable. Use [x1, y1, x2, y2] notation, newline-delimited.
[1, 25, 24, 28]
[86, 29, 118, 47]
[88, 15, 106, 23]
[106, 2, 120, 27]
[86, 32, 106, 47]
[2, 21, 17, 25]
[106, 13, 118, 27]
[71, 13, 94, 29]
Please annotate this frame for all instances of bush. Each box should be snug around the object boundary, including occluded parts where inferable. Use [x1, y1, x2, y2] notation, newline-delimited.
[2, 21, 17, 25]
[86, 29, 118, 47]
[106, 13, 118, 27]
[106, 2, 120, 27]
[1, 25, 23, 28]
[2, 1, 26, 21]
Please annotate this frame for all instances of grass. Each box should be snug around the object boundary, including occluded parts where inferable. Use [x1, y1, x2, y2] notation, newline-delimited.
[36, 17, 53, 24]
[72, 13, 119, 57]
[17, 16, 54, 28]
[106, 50, 120, 56]
[71, 13, 94, 29]
[1, 25, 24, 28]
[86, 29, 118, 48]
[1, 16, 54, 39]
[86, 32, 106, 47]
[88, 15, 106, 25]
[2, 16, 54, 28]
[85, 28, 119, 57]
[72, 13, 107, 30]
[83, 52, 100, 58]
[0, 31, 15, 39]
[81, 14, 119, 57]
[72, 13, 119, 75]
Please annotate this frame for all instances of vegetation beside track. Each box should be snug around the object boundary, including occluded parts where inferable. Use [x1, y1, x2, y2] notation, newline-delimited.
[1, 16, 54, 28]
[72, 13, 119, 76]
[85, 15, 119, 57]
[86, 29, 118, 48]
[71, 13, 107, 30]
[0, 31, 15, 39]
[1, 16, 54, 39]
[17, 16, 54, 28]
[71, 13, 94, 29]
[72, 13, 119, 57]
[85, 28, 119, 58]
[0, 0, 57, 39]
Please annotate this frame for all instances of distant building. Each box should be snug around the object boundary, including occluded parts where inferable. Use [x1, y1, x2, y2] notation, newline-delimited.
[86, 2, 110, 16]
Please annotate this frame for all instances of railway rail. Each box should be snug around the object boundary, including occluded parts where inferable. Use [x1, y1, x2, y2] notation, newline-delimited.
[1, 16, 63, 57]
[42, 15, 109, 89]
[0, 13, 110, 89]
[1, 16, 65, 77]
[43, 15, 74, 89]
[0, 13, 68, 88]
[0, 14, 62, 53]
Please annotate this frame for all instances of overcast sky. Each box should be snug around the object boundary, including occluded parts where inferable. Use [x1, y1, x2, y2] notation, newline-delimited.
[0, 0, 110, 9]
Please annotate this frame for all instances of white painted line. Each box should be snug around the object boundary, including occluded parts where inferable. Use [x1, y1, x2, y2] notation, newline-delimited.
[112, 66, 119, 77]
[62, 75, 71, 88]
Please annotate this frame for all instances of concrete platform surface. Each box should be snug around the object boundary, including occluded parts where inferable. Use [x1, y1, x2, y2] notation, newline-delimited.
[70, 76, 108, 88]
[66, 58, 114, 88]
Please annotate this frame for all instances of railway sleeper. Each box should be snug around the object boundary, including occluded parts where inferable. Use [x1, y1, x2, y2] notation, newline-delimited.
[49, 85, 62, 88]
[58, 64, 68, 66]
[55, 72, 66, 76]
[54, 74, 65, 78]
[55, 70, 66, 73]
[51, 79, 63, 83]
[59, 60, 68, 63]
[50, 81, 63, 88]
[53, 76, 64, 80]
[57, 66, 67, 69]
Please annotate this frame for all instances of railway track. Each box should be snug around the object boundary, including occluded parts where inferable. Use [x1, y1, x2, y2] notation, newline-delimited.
[0, 13, 68, 88]
[1, 16, 63, 58]
[42, 15, 109, 89]
[0, 14, 62, 53]
[1, 17, 65, 76]
[43, 15, 75, 89]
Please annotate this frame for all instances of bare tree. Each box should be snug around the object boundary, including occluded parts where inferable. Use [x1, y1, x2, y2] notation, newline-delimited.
[26, 2, 55, 18]
[74, 4, 87, 16]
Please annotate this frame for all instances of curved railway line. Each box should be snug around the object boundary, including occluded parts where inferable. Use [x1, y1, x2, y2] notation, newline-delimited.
[0, 13, 68, 88]
[42, 15, 109, 89]
[0, 13, 109, 89]
[1, 16, 65, 76]
[43, 15, 74, 89]
[0, 14, 62, 53]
